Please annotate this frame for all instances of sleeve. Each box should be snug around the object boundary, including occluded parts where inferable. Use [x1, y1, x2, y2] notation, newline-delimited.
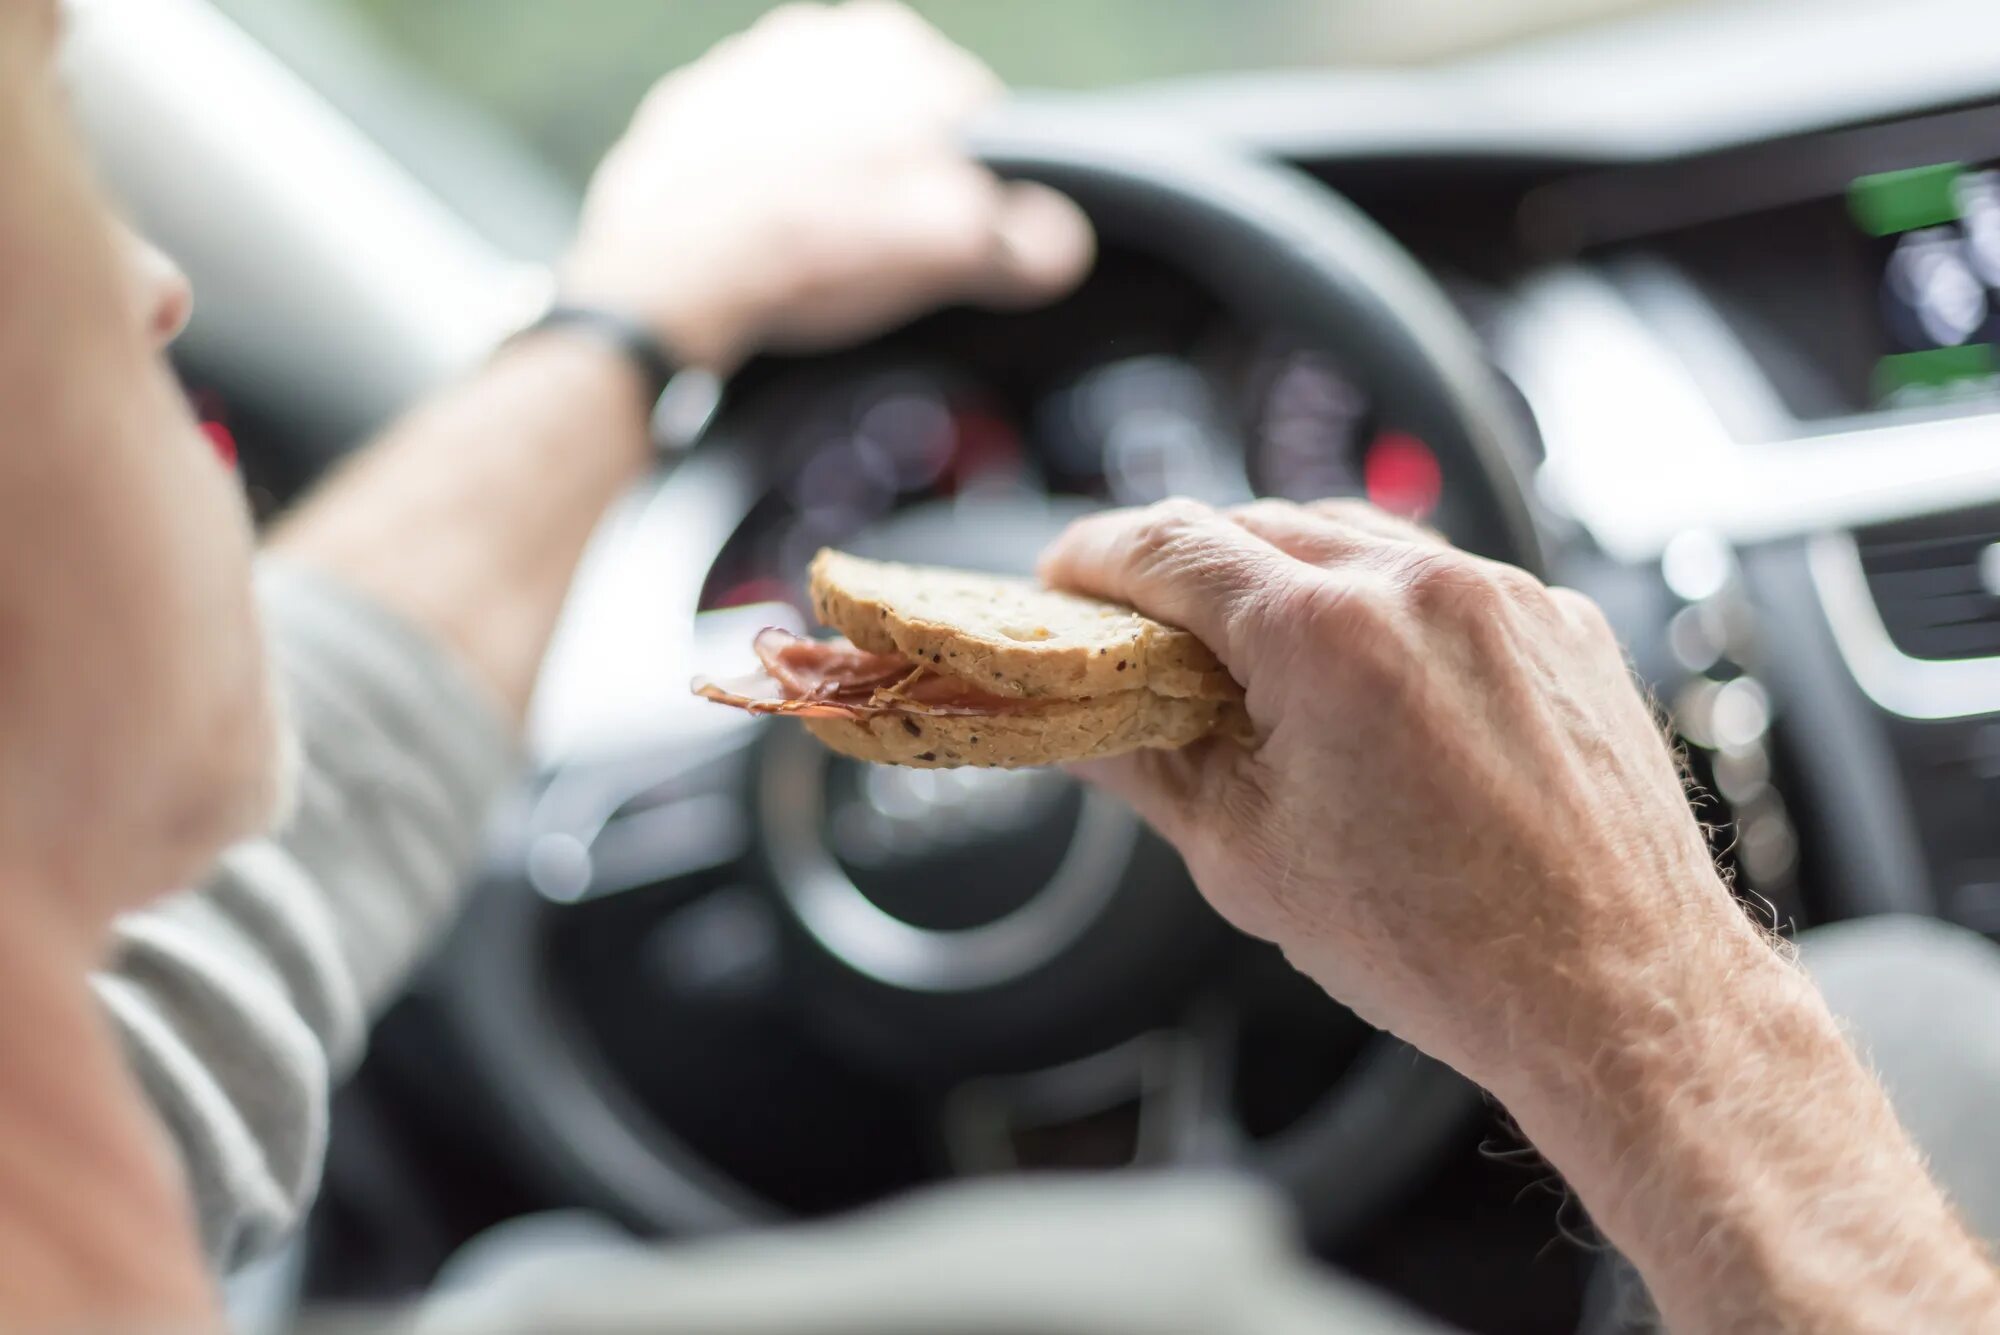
[95, 559, 519, 1272]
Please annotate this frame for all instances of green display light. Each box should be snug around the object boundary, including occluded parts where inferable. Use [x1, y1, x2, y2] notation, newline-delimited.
[1873, 343, 1998, 400]
[1849, 162, 1965, 237]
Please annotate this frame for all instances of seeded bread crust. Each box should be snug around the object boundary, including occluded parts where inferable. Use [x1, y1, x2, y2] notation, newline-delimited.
[809, 549, 1238, 702]
[803, 692, 1250, 769]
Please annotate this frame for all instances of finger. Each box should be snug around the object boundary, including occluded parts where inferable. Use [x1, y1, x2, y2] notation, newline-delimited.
[839, 0, 1002, 110]
[1037, 498, 1307, 673]
[1301, 496, 1447, 547]
[978, 180, 1095, 306]
[1547, 584, 1621, 648]
[1225, 498, 1444, 568]
[1225, 499, 1380, 565]
[1065, 747, 1201, 843]
[1069, 734, 1259, 853]
[756, 164, 1040, 351]
[869, 161, 1011, 291]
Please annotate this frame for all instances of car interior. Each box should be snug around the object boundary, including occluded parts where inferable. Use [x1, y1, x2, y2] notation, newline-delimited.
[63, 0, 2000, 1330]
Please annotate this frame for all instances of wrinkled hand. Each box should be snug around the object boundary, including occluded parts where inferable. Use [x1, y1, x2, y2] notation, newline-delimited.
[1039, 498, 1761, 1093]
[562, 1, 1093, 371]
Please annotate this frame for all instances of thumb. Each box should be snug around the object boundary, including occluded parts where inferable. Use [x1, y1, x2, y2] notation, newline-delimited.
[981, 180, 1094, 306]
[1064, 745, 1208, 846]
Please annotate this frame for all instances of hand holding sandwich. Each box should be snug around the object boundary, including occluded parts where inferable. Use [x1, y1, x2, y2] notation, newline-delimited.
[1040, 496, 2000, 1332]
[1039, 494, 1731, 1077]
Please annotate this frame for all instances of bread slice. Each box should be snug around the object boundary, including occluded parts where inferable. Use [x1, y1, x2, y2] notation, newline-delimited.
[804, 692, 1249, 769]
[809, 549, 1236, 701]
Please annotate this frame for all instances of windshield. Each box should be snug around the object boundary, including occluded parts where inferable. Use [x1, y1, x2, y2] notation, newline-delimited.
[218, 0, 1686, 189]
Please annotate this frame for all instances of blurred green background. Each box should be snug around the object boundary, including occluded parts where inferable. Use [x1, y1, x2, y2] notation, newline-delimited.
[221, 0, 1673, 188]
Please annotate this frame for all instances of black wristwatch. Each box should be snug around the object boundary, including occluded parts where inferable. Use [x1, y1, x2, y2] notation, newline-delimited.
[511, 302, 720, 457]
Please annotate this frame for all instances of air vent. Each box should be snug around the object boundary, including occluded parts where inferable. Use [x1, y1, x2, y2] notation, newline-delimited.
[1856, 504, 2000, 662]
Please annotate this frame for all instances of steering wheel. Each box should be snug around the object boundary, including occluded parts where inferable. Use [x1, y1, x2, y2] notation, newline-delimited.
[434, 123, 1545, 1244]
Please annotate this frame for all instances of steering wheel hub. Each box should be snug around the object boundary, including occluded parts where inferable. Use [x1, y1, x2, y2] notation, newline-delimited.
[761, 724, 1136, 993]
[829, 763, 1067, 889]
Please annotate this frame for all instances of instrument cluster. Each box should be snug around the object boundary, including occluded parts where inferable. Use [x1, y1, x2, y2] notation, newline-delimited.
[699, 330, 1452, 615]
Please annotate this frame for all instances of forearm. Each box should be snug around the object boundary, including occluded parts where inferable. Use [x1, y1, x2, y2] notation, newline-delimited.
[268, 330, 654, 722]
[1496, 897, 2000, 1333]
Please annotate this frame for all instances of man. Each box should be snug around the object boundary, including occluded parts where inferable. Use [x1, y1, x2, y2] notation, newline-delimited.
[0, 0, 288, 1320]
[4, 0, 1085, 1319]
[4, 3, 1999, 1332]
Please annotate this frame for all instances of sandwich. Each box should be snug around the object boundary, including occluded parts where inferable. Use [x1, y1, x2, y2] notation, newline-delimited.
[694, 549, 1249, 768]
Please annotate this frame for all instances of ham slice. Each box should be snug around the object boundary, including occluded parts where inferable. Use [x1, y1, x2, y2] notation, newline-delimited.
[694, 628, 1035, 720]
[754, 628, 910, 699]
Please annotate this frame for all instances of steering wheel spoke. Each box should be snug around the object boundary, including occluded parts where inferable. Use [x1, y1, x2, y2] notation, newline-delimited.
[1146, 1003, 1245, 1166]
[517, 722, 761, 908]
[938, 1003, 1245, 1175]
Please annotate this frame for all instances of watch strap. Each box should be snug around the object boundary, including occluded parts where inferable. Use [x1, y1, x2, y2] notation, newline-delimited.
[516, 303, 680, 408]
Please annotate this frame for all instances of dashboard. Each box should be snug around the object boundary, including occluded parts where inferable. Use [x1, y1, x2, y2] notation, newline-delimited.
[1526, 102, 2000, 429]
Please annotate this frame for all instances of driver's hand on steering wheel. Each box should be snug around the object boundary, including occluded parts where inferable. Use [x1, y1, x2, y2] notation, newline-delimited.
[560, 0, 1095, 374]
[1038, 497, 1771, 1105]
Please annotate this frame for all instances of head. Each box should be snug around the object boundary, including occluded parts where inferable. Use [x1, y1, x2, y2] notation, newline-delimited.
[0, 2, 291, 934]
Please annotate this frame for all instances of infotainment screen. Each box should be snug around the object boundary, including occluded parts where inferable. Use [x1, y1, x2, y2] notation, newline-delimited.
[1849, 161, 2000, 407]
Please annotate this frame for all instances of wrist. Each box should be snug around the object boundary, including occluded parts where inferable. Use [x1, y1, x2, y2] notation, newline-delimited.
[516, 305, 681, 407]
[555, 251, 756, 376]
[650, 292, 752, 376]
[1487, 887, 1786, 1111]
[1495, 923, 1818, 1156]
[491, 323, 657, 465]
